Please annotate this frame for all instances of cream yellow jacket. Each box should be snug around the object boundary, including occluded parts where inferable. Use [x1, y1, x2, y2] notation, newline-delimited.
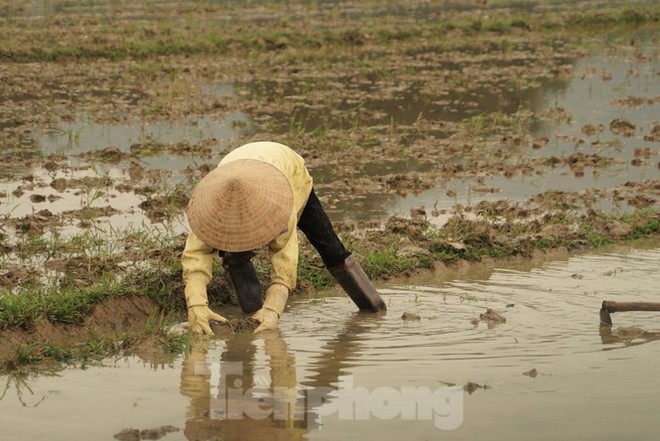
[181, 142, 313, 305]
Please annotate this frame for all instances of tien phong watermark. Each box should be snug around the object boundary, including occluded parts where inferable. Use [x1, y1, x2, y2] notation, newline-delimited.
[195, 361, 464, 430]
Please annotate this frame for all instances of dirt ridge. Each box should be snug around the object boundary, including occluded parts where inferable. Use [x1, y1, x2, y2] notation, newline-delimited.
[0, 295, 157, 368]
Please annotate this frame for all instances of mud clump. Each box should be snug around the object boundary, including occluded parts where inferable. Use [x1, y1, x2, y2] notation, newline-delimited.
[609, 118, 636, 137]
[463, 382, 491, 395]
[384, 173, 435, 195]
[532, 136, 550, 149]
[229, 317, 261, 333]
[604, 220, 633, 239]
[627, 194, 654, 209]
[210, 317, 260, 335]
[581, 123, 604, 136]
[114, 425, 180, 441]
[29, 194, 46, 203]
[129, 138, 217, 158]
[114, 429, 140, 441]
[11, 209, 61, 235]
[644, 123, 660, 142]
[480, 309, 506, 323]
[523, 368, 539, 378]
[50, 178, 69, 192]
[612, 96, 660, 108]
[396, 238, 431, 258]
[0, 264, 37, 287]
[402, 312, 421, 321]
[81, 146, 128, 164]
[385, 216, 429, 242]
[539, 106, 571, 123]
[471, 308, 507, 328]
[138, 185, 189, 222]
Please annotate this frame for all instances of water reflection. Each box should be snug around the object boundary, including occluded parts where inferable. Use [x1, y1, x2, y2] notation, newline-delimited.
[313, 37, 657, 224]
[243, 65, 571, 133]
[180, 332, 307, 440]
[1, 246, 659, 440]
[179, 314, 384, 440]
[21, 35, 657, 229]
[36, 112, 255, 157]
[326, 34, 660, 224]
[599, 325, 660, 349]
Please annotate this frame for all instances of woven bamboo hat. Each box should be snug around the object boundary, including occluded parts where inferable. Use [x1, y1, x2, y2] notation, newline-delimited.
[187, 159, 293, 252]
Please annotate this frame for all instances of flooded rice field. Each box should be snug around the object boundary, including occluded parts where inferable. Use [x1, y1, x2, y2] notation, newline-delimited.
[1, 28, 657, 233]
[1, 243, 659, 441]
[0, 1, 659, 439]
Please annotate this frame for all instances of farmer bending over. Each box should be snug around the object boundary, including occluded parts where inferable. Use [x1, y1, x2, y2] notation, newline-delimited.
[182, 141, 386, 334]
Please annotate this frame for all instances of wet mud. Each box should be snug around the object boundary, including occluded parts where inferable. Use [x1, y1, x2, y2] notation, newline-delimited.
[114, 425, 180, 441]
[2, 245, 659, 441]
[0, 296, 158, 368]
[0, 0, 658, 378]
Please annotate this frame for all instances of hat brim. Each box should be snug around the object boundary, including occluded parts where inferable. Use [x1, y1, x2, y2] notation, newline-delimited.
[187, 160, 294, 252]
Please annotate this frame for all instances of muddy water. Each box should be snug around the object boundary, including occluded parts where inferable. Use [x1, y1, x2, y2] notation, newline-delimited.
[2, 244, 658, 441]
[2, 34, 655, 236]
[325, 36, 659, 222]
[37, 113, 255, 159]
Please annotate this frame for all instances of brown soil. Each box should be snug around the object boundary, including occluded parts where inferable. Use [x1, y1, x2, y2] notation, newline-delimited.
[0, 296, 157, 368]
[463, 382, 491, 395]
[0, 1, 658, 368]
[114, 425, 180, 441]
[609, 118, 636, 137]
[470, 308, 508, 329]
[523, 368, 539, 378]
[402, 312, 422, 321]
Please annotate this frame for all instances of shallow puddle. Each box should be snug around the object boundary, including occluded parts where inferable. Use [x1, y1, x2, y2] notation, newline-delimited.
[2, 244, 659, 440]
[2, 31, 656, 235]
[324, 35, 659, 222]
[2, 4, 658, 439]
[36, 113, 254, 158]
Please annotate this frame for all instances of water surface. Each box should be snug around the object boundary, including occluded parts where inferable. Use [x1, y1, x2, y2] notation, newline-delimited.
[2, 244, 658, 441]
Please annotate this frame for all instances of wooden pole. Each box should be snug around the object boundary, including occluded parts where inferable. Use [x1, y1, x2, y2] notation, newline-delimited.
[601, 301, 660, 313]
[600, 301, 660, 327]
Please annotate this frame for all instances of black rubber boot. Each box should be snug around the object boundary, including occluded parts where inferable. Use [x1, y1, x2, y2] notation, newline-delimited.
[221, 251, 263, 314]
[329, 255, 387, 312]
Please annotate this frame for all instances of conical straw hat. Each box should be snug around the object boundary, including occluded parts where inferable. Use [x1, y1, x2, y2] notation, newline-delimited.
[187, 159, 293, 252]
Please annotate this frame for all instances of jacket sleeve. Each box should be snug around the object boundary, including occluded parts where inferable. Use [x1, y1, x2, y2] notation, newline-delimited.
[267, 214, 299, 291]
[181, 232, 216, 306]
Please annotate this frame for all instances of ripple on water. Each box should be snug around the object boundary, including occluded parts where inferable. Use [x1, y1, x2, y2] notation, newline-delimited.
[1, 247, 659, 441]
[283, 247, 660, 370]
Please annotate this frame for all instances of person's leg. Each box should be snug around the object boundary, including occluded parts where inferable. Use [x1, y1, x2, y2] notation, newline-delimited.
[298, 189, 386, 312]
[297, 189, 350, 268]
[220, 250, 263, 314]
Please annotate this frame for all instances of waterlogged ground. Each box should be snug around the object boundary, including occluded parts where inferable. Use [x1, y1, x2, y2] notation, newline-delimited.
[1, 28, 658, 230]
[0, 1, 659, 439]
[1, 243, 659, 441]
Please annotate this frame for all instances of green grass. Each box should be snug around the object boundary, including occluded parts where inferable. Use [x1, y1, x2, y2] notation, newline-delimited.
[1, 282, 106, 329]
[2, 304, 191, 372]
[359, 245, 434, 279]
[297, 254, 335, 289]
[1, 207, 658, 332]
[4, 331, 190, 372]
[0, 3, 657, 62]
[0, 206, 657, 371]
